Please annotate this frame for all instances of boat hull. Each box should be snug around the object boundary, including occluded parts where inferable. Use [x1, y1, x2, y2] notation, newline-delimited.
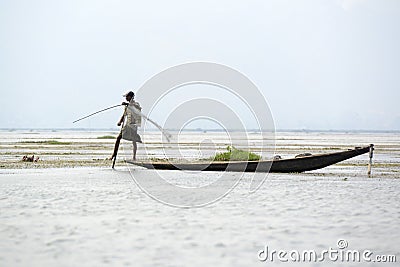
[127, 145, 372, 173]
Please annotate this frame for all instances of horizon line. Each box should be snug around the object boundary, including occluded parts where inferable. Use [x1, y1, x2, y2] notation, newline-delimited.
[0, 128, 399, 133]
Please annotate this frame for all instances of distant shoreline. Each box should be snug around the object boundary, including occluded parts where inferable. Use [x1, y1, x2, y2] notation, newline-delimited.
[1, 128, 399, 133]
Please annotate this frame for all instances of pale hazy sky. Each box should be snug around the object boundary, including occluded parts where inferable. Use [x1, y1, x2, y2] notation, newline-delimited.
[1, 0, 399, 130]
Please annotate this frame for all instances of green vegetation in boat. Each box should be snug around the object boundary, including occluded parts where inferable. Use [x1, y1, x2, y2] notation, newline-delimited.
[212, 146, 261, 161]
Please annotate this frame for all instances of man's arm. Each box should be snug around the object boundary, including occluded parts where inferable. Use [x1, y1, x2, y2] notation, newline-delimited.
[117, 115, 125, 126]
[118, 102, 127, 126]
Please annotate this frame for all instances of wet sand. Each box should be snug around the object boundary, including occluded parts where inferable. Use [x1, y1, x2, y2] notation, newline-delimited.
[0, 130, 399, 266]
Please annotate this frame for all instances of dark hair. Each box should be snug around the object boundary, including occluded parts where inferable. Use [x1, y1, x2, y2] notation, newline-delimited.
[126, 91, 134, 97]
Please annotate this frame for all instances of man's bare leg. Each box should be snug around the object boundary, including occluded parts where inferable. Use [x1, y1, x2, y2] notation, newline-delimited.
[132, 141, 137, 161]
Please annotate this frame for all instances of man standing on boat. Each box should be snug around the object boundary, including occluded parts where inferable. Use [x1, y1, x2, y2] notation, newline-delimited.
[109, 91, 142, 161]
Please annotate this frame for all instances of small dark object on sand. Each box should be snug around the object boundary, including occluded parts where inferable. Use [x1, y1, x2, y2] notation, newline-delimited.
[22, 155, 39, 162]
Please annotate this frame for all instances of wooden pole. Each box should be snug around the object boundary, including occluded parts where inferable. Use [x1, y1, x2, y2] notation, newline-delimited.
[112, 106, 128, 169]
[367, 144, 374, 177]
[73, 104, 122, 123]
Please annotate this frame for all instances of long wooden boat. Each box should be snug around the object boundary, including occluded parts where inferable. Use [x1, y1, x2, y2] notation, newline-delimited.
[127, 144, 373, 173]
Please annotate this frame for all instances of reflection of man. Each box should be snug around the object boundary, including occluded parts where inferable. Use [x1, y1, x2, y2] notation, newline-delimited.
[109, 91, 142, 161]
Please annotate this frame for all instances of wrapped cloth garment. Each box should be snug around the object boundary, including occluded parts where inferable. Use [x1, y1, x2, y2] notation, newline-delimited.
[122, 124, 142, 142]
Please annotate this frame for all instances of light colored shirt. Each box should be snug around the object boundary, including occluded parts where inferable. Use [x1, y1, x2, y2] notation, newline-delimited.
[126, 99, 142, 126]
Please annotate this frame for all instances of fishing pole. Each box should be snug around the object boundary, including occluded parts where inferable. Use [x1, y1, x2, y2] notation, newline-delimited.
[127, 105, 172, 142]
[73, 103, 172, 142]
[73, 104, 122, 123]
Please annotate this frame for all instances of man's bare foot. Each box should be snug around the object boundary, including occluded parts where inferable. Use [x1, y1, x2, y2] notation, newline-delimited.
[108, 156, 114, 160]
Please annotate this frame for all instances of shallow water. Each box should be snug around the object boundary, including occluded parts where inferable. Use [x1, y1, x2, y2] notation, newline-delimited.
[0, 167, 399, 266]
[0, 130, 399, 266]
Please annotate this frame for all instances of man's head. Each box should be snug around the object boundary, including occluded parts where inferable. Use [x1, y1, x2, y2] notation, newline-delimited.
[123, 91, 135, 101]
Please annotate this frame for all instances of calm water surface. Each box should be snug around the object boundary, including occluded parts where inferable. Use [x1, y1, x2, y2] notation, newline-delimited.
[0, 131, 399, 266]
